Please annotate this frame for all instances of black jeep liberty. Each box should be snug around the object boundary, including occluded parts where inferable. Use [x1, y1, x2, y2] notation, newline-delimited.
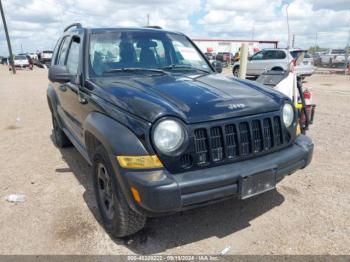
[47, 23, 314, 237]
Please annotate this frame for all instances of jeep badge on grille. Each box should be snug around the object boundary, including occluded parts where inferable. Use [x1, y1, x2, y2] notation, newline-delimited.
[228, 103, 245, 110]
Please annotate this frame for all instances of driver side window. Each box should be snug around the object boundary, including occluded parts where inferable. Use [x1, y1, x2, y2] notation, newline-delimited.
[66, 37, 81, 74]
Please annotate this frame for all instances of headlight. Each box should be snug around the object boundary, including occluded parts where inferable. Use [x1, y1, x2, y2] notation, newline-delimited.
[283, 103, 294, 128]
[153, 119, 185, 154]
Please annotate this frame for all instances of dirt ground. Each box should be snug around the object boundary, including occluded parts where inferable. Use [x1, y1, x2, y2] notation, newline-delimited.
[0, 65, 349, 255]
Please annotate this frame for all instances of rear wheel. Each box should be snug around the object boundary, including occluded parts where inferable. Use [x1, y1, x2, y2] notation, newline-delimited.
[51, 114, 71, 148]
[92, 145, 146, 238]
[233, 66, 240, 77]
[271, 67, 284, 72]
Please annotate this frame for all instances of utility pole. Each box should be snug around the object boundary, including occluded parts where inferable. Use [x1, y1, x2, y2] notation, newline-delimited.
[147, 13, 150, 26]
[286, 4, 290, 49]
[292, 34, 295, 48]
[314, 32, 318, 53]
[345, 30, 350, 75]
[0, 0, 15, 74]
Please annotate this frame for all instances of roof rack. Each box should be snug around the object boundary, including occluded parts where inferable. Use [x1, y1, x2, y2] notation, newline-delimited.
[64, 23, 82, 32]
[144, 26, 162, 29]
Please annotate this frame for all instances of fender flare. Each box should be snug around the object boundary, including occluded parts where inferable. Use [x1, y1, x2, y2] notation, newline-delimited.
[83, 112, 152, 213]
[83, 112, 149, 157]
[47, 84, 64, 127]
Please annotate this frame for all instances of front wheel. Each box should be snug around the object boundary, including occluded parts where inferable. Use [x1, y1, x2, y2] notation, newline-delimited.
[92, 145, 146, 238]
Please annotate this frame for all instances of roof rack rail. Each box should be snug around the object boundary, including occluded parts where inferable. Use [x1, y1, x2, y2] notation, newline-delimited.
[64, 23, 82, 32]
[144, 26, 162, 29]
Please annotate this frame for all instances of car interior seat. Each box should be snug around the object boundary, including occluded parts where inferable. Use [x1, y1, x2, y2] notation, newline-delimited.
[119, 42, 137, 68]
[138, 40, 157, 67]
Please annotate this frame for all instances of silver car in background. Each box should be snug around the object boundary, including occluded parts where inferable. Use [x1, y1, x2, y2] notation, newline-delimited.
[233, 48, 314, 78]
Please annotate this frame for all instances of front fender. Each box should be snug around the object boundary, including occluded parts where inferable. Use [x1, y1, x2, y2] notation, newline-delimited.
[83, 112, 150, 157]
[83, 112, 153, 215]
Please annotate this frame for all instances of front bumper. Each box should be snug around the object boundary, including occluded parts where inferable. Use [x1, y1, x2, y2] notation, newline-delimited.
[125, 135, 313, 216]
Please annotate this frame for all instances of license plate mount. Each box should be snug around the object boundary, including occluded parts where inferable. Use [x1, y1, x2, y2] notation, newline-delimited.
[239, 170, 276, 199]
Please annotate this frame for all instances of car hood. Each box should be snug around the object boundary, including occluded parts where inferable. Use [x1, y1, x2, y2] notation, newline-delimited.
[90, 73, 287, 124]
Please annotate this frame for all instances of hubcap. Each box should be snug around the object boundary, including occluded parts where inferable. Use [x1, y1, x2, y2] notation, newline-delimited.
[97, 163, 115, 220]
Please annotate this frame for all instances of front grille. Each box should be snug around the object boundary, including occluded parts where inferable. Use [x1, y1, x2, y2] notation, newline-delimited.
[194, 129, 209, 164]
[191, 115, 291, 167]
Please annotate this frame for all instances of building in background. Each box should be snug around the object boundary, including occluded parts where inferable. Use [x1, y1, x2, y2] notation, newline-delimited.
[193, 38, 279, 57]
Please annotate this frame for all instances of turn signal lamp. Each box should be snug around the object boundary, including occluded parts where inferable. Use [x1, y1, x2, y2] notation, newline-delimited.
[117, 155, 163, 169]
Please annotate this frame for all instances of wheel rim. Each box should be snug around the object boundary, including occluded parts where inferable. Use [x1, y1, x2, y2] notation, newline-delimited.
[234, 68, 239, 76]
[97, 163, 115, 220]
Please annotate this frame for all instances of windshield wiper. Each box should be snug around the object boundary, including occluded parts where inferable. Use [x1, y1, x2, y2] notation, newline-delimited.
[104, 68, 170, 75]
[160, 65, 210, 74]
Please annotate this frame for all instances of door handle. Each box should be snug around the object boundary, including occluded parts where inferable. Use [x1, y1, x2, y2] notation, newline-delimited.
[78, 92, 88, 104]
[59, 84, 67, 92]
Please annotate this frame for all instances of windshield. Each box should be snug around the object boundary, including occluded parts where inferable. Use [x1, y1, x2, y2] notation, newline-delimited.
[89, 31, 211, 76]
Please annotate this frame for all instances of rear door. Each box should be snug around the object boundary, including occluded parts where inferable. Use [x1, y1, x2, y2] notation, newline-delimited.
[263, 50, 288, 71]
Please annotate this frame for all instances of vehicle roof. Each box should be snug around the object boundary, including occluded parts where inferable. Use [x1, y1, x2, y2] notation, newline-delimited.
[85, 27, 185, 36]
[262, 48, 308, 52]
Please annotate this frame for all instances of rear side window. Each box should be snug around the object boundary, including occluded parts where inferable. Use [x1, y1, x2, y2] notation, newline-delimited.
[275, 51, 286, 59]
[66, 38, 81, 74]
[263, 50, 286, 60]
[56, 37, 70, 65]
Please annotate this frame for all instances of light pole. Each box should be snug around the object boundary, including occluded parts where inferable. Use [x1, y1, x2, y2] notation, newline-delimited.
[345, 30, 349, 74]
[0, 0, 16, 74]
[314, 32, 318, 53]
[286, 3, 290, 49]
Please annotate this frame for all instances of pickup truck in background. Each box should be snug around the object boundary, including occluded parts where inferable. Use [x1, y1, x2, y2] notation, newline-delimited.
[39, 50, 53, 68]
[319, 49, 349, 67]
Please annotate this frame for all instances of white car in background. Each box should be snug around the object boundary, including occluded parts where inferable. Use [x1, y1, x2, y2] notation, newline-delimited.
[9, 55, 29, 70]
[290, 49, 315, 77]
[233, 48, 314, 78]
[320, 49, 349, 66]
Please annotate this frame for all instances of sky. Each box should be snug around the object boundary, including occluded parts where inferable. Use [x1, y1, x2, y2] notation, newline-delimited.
[0, 0, 350, 55]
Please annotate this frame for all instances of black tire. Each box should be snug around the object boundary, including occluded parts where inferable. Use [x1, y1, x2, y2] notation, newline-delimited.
[233, 66, 239, 76]
[52, 114, 71, 148]
[92, 145, 146, 238]
[328, 59, 332, 68]
[271, 67, 283, 71]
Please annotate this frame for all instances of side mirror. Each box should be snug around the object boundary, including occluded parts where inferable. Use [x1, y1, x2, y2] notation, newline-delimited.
[48, 65, 73, 83]
[247, 56, 252, 61]
[212, 61, 223, 73]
